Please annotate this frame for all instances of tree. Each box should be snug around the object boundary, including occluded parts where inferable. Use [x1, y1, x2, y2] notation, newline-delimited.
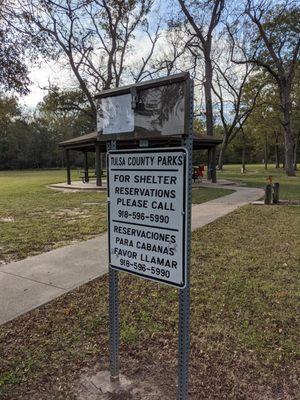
[0, 12, 29, 93]
[229, 0, 300, 176]
[37, 89, 96, 163]
[178, 0, 225, 138]
[139, 24, 189, 81]
[0, 89, 96, 170]
[212, 49, 265, 170]
[242, 75, 285, 169]
[291, 63, 300, 170]
[0, 94, 29, 169]
[39, 87, 95, 122]
[3, 0, 161, 117]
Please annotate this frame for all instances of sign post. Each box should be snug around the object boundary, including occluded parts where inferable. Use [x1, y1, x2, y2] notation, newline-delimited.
[107, 140, 119, 381]
[178, 80, 194, 400]
[97, 73, 193, 399]
[178, 138, 192, 400]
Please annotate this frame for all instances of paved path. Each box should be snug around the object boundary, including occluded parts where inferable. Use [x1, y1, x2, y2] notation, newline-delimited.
[0, 185, 263, 325]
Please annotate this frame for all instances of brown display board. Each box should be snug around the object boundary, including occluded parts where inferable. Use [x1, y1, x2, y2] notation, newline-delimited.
[96, 72, 190, 141]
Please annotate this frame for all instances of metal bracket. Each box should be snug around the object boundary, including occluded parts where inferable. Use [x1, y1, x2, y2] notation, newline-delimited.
[139, 139, 149, 148]
[130, 87, 138, 110]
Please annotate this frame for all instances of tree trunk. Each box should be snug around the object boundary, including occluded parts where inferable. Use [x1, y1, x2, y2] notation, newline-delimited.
[275, 132, 280, 168]
[218, 135, 228, 170]
[264, 134, 268, 170]
[294, 131, 299, 171]
[204, 48, 214, 137]
[280, 83, 295, 176]
[242, 130, 246, 173]
[283, 125, 295, 176]
[83, 151, 89, 183]
[95, 143, 102, 187]
[275, 147, 280, 168]
[204, 46, 214, 179]
[66, 149, 71, 185]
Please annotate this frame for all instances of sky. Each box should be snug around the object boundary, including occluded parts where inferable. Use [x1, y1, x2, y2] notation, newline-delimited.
[20, 34, 166, 109]
[20, 60, 74, 109]
[19, 0, 176, 109]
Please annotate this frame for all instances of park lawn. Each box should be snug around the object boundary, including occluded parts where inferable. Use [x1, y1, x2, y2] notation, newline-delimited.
[218, 164, 300, 200]
[192, 186, 234, 203]
[0, 170, 108, 264]
[0, 170, 231, 264]
[0, 205, 299, 399]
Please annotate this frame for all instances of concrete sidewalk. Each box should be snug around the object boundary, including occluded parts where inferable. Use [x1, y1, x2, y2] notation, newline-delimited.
[0, 185, 264, 325]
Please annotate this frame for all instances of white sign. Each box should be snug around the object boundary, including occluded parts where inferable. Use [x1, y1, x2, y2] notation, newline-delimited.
[97, 94, 134, 134]
[108, 148, 188, 288]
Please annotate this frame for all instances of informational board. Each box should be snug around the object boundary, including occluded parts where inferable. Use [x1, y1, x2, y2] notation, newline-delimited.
[96, 73, 189, 139]
[134, 82, 185, 136]
[98, 94, 134, 134]
[107, 148, 188, 288]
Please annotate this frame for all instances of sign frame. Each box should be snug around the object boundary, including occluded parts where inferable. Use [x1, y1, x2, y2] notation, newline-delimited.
[107, 147, 188, 289]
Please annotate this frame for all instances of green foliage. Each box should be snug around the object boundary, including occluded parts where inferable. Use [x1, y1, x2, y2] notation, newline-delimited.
[259, 3, 300, 66]
[0, 19, 29, 94]
[0, 90, 95, 170]
[238, 65, 300, 164]
[39, 88, 94, 120]
[121, 325, 139, 344]
[193, 118, 205, 134]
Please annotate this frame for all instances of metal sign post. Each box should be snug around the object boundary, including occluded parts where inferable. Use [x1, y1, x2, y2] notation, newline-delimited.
[107, 140, 119, 381]
[101, 73, 193, 398]
[178, 137, 192, 400]
[178, 78, 193, 399]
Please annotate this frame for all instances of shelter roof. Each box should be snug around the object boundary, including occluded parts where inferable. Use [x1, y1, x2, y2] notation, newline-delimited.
[59, 131, 222, 152]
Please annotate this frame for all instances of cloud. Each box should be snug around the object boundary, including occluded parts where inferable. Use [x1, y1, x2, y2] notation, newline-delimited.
[20, 60, 73, 108]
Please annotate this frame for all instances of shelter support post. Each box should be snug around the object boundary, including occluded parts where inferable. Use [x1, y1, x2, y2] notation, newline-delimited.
[207, 147, 217, 183]
[83, 151, 89, 183]
[211, 147, 217, 183]
[95, 143, 102, 187]
[207, 148, 212, 180]
[108, 140, 119, 381]
[66, 149, 71, 185]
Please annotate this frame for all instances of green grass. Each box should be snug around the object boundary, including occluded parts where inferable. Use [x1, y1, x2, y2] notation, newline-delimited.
[0, 170, 230, 264]
[0, 170, 108, 263]
[218, 164, 300, 200]
[192, 186, 234, 203]
[0, 205, 299, 399]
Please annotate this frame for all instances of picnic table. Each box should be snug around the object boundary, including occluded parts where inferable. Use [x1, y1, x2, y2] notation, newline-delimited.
[78, 169, 106, 183]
